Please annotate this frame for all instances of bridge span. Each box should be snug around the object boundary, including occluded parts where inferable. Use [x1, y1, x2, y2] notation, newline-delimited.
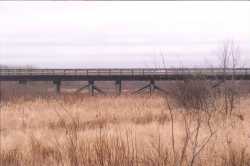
[1, 68, 250, 95]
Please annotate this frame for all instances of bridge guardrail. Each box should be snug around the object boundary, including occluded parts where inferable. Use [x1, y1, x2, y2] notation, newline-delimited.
[0, 68, 250, 76]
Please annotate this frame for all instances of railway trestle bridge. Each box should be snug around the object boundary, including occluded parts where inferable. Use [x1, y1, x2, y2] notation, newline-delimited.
[1, 68, 250, 96]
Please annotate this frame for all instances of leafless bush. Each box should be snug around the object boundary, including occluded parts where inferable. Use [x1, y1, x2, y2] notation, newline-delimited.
[165, 93, 216, 166]
[218, 41, 241, 116]
[171, 78, 217, 112]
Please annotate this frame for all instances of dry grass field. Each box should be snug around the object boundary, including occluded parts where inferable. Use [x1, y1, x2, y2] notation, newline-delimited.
[0, 90, 250, 166]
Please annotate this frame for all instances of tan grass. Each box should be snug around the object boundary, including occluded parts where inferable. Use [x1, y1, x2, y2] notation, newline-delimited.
[0, 94, 250, 166]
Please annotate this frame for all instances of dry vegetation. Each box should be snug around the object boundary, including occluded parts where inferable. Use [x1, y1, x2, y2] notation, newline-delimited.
[1, 79, 250, 166]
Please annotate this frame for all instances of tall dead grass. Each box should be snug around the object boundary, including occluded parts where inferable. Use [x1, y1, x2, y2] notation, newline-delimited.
[0, 93, 250, 166]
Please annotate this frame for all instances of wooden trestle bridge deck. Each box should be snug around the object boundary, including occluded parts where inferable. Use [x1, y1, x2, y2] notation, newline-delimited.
[1, 68, 250, 95]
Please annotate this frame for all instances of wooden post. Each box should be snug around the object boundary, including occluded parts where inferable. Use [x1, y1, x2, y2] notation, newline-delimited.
[115, 80, 122, 96]
[89, 80, 94, 96]
[149, 79, 155, 95]
[56, 81, 61, 93]
[53, 80, 61, 93]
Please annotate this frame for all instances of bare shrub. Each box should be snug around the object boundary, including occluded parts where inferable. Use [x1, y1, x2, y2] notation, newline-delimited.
[165, 76, 217, 166]
[218, 41, 241, 116]
[171, 78, 217, 111]
[165, 94, 216, 166]
[219, 81, 240, 116]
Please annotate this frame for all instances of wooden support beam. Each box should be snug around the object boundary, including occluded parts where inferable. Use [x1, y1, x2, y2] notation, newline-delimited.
[94, 86, 106, 95]
[115, 80, 122, 96]
[132, 79, 167, 95]
[75, 81, 106, 96]
[75, 84, 90, 93]
[149, 79, 155, 95]
[132, 83, 151, 95]
[53, 80, 61, 93]
[88, 80, 94, 96]
[56, 82, 61, 93]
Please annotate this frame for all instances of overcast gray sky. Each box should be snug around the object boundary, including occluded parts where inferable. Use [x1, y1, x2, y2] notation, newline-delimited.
[0, 1, 250, 68]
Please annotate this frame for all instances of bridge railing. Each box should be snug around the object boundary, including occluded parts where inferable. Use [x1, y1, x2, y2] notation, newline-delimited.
[0, 68, 250, 76]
